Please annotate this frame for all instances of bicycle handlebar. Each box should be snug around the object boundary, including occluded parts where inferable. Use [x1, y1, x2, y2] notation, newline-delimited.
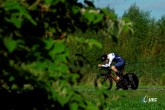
[99, 67, 111, 71]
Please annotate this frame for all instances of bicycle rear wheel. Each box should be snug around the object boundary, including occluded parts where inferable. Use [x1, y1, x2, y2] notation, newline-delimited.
[121, 73, 139, 90]
[94, 73, 113, 90]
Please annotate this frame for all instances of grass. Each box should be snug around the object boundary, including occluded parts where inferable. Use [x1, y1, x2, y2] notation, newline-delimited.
[73, 84, 165, 110]
[107, 90, 165, 110]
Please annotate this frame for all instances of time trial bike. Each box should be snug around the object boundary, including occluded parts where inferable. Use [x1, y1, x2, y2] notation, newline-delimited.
[94, 67, 139, 90]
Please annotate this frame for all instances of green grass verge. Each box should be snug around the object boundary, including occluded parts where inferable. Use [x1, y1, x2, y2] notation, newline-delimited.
[74, 85, 165, 110]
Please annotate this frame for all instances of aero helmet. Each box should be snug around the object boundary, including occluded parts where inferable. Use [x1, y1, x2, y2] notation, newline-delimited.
[101, 54, 107, 62]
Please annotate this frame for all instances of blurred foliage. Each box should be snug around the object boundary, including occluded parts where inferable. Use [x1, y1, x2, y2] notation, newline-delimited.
[0, 0, 130, 109]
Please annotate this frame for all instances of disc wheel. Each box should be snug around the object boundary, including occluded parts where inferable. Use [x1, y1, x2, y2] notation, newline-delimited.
[121, 73, 139, 90]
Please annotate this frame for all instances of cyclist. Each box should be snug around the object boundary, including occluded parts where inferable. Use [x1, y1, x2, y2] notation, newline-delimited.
[98, 53, 126, 89]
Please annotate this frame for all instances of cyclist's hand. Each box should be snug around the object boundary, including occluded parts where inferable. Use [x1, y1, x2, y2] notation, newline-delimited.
[98, 64, 102, 67]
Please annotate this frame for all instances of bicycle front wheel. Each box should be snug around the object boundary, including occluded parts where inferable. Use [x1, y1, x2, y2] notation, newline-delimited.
[94, 73, 113, 90]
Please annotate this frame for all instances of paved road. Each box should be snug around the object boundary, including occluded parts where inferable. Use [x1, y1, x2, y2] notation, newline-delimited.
[74, 87, 165, 92]
[137, 88, 165, 91]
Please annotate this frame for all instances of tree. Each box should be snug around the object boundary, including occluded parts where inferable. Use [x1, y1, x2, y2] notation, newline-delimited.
[122, 3, 152, 61]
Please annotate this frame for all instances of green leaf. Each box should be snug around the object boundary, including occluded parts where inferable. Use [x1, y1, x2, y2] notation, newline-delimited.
[86, 102, 99, 110]
[45, 0, 53, 5]
[3, 0, 20, 10]
[4, 0, 37, 26]
[54, 41, 65, 53]
[101, 8, 116, 20]
[34, 61, 48, 70]
[84, 12, 95, 23]
[4, 37, 17, 53]
[5, 15, 22, 28]
[70, 103, 78, 110]
[56, 53, 68, 62]
[44, 22, 49, 28]
[57, 95, 70, 107]
[57, 64, 68, 73]
[44, 38, 54, 50]
[24, 13, 37, 26]
[11, 84, 18, 90]
[49, 41, 66, 57]
[72, 6, 80, 14]
[100, 8, 109, 15]
[108, 12, 117, 20]
[9, 76, 15, 82]
[93, 14, 103, 24]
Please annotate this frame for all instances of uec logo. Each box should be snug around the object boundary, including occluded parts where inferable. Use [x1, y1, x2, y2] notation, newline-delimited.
[142, 96, 158, 103]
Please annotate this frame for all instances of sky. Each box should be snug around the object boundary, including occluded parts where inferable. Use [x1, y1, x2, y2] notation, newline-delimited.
[78, 0, 165, 20]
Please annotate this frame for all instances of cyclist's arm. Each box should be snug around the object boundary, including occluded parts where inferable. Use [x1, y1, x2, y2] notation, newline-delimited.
[101, 53, 115, 67]
[101, 63, 110, 67]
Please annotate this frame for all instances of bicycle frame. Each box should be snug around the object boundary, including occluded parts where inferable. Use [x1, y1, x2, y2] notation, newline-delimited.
[103, 68, 119, 83]
[109, 73, 118, 83]
[96, 67, 139, 90]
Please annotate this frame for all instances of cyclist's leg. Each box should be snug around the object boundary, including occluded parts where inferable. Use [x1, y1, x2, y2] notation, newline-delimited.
[113, 60, 125, 77]
[112, 60, 125, 90]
